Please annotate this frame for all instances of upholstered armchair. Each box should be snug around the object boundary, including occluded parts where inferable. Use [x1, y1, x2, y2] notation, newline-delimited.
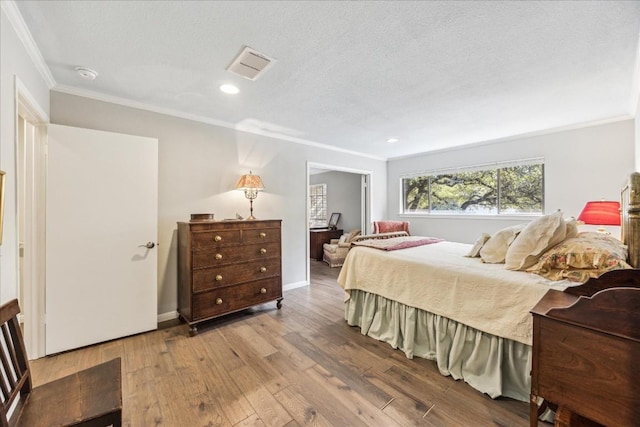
[373, 220, 410, 235]
[322, 229, 361, 267]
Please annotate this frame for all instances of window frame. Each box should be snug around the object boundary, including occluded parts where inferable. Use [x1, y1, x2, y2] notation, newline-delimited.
[399, 158, 545, 217]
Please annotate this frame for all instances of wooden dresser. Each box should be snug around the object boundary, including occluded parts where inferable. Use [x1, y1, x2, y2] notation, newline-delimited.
[177, 219, 282, 335]
[530, 270, 640, 427]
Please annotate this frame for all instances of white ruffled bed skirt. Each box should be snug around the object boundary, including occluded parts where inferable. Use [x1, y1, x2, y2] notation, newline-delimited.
[344, 289, 532, 402]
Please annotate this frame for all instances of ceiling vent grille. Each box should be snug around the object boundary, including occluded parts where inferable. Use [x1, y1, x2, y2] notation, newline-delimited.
[226, 46, 275, 81]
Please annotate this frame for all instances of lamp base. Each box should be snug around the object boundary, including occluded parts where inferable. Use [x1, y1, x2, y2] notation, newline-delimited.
[246, 215, 257, 220]
[246, 198, 257, 220]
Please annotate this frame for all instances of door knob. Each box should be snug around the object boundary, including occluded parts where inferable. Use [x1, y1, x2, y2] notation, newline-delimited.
[140, 242, 156, 249]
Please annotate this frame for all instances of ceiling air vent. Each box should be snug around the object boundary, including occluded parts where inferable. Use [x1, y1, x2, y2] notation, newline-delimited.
[226, 46, 275, 81]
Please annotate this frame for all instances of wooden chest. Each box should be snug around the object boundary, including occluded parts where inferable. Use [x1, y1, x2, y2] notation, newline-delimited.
[177, 219, 282, 335]
[529, 273, 640, 427]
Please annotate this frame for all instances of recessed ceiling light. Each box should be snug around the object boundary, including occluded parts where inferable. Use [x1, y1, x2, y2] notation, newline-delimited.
[75, 66, 98, 80]
[219, 84, 239, 94]
[386, 138, 399, 143]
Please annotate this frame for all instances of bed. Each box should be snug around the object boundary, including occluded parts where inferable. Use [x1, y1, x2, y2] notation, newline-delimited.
[337, 173, 640, 404]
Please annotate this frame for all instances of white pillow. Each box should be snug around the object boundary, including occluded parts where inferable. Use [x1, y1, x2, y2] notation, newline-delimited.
[465, 233, 491, 257]
[565, 218, 578, 239]
[480, 224, 525, 264]
[505, 211, 567, 270]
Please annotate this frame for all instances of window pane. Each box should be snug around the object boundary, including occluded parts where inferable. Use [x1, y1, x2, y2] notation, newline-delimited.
[431, 171, 497, 213]
[309, 183, 327, 227]
[403, 177, 430, 212]
[499, 164, 544, 213]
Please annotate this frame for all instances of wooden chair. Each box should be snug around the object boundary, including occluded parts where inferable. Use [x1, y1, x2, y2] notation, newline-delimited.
[0, 299, 122, 427]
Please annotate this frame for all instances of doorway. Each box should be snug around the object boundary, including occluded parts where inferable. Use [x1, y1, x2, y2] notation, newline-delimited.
[306, 162, 371, 286]
[16, 77, 48, 359]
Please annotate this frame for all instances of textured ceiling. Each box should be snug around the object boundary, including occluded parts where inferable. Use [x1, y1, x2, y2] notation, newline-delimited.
[14, 1, 640, 159]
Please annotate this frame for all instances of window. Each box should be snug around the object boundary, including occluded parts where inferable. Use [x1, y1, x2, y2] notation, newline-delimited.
[402, 159, 544, 215]
[309, 183, 328, 227]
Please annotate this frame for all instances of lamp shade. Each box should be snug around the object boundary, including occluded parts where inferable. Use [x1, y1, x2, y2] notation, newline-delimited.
[577, 201, 621, 226]
[235, 172, 264, 191]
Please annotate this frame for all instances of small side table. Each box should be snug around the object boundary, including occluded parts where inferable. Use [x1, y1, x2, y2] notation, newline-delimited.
[309, 228, 343, 261]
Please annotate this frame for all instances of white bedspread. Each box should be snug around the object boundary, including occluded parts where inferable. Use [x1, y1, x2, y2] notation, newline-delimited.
[337, 241, 575, 345]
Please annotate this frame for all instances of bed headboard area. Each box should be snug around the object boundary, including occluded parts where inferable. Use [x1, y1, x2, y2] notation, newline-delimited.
[622, 172, 640, 268]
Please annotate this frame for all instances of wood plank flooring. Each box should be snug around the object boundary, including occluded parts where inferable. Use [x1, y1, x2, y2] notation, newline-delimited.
[30, 261, 547, 426]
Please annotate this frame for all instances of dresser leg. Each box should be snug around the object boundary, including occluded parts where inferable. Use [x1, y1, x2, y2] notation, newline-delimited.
[189, 324, 198, 337]
[276, 298, 283, 309]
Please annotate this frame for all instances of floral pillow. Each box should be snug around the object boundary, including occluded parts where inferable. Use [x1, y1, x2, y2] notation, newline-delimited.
[527, 232, 631, 282]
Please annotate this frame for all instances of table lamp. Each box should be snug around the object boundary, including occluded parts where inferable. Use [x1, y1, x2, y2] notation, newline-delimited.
[577, 200, 621, 233]
[236, 171, 264, 220]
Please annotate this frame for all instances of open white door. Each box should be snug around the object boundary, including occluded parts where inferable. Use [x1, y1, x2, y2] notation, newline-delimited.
[46, 124, 158, 355]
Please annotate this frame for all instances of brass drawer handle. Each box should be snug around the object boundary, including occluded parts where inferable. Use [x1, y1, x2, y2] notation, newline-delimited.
[260, 267, 267, 273]
[214, 235, 222, 242]
[215, 298, 223, 305]
[260, 248, 267, 255]
[260, 288, 267, 294]
[259, 232, 266, 238]
[215, 253, 223, 260]
[215, 274, 223, 281]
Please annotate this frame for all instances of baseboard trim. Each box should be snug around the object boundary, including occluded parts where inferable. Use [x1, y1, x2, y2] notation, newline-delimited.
[157, 310, 179, 323]
[283, 281, 308, 291]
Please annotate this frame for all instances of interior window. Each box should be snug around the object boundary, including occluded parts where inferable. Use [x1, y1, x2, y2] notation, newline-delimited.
[309, 183, 328, 227]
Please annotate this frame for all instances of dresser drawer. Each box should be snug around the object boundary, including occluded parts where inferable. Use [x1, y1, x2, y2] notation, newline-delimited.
[192, 242, 280, 269]
[192, 278, 282, 320]
[243, 227, 279, 244]
[191, 229, 241, 248]
[192, 258, 281, 292]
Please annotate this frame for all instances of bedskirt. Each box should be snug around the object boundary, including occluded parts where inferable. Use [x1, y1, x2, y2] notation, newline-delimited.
[344, 289, 532, 402]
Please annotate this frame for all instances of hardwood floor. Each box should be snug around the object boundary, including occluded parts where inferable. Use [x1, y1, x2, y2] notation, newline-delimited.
[30, 261, 542, 426]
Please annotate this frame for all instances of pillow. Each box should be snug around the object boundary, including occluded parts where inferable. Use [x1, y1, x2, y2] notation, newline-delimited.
[532, 267, 622, 283]
[374, 221, 410, 234]
[505, 211, 566, 270]
[527, 232, 631, 282]
[564, 218, 578, 239]
[465, 233, 491, 257]
[480, 224, 525, 263]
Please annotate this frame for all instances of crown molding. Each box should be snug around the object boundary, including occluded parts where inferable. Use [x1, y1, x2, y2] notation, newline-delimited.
[52, 84, 387, 161]
[1, 0, 56, 88]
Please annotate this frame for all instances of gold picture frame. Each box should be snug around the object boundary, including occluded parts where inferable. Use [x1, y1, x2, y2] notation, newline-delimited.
[0, 171, 5, 244]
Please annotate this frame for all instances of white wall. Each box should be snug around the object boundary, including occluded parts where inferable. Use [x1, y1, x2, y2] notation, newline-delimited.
[387, 120, 635, 243]
[0, 5, 50, 303]
[50, 91, 387, 316]
[309, 171, 362, 232]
